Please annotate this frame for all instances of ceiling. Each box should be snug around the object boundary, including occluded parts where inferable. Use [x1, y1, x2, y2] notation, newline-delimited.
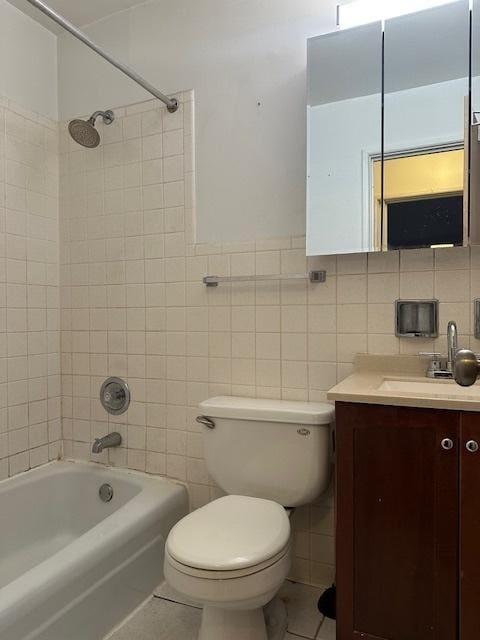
[7, 0, 150, 32]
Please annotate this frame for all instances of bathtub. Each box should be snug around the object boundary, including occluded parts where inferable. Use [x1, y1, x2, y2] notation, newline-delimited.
[0, 461, 188, 640]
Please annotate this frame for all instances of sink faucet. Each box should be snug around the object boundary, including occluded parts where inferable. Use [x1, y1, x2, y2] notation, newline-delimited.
[447, 320, 458, 372]
[421, 321, 458, 379]
[92, 432, 122, 454]
[454, 349, 480, 386]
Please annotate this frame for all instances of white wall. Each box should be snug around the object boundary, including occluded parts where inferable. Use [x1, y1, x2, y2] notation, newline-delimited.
[307, 76, 468, 256]
[57, 0, 338, 243]
[0, 0, 58, 119]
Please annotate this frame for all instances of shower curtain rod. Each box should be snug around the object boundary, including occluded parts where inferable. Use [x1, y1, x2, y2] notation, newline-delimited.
[24, 0, 179, 113]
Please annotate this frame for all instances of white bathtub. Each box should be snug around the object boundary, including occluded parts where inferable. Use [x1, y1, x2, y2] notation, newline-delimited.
[0, 461, 188, 640]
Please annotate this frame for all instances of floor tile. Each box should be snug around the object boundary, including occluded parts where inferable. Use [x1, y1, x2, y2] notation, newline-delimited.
[110, 580, 331, 640]
[316, 616, 336, 640]
[279, 580, 325, 638]
[154, 581, 201, 608]
[109, 598, 201, 640]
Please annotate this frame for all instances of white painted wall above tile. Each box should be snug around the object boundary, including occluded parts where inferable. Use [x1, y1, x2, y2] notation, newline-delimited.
[0, 1, 58, 120]
[56, 0, 338, 243]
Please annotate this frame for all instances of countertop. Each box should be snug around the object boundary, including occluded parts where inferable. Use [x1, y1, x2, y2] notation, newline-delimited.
[327, 354, 480, 412]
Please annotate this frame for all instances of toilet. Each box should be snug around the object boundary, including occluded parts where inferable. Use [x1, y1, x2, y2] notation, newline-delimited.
[164, 396, 335, 640]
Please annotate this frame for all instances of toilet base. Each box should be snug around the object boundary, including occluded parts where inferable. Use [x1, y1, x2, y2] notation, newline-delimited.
[164, 541, 291, 640]
[198, 597, 287, 640]
[264, 596, 288, 640]
[199, 606, 268, 640]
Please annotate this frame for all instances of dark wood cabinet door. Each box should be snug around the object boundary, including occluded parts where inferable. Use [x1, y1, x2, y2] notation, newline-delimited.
[460, 412, 480, 640]
[336, 402, 459, 640]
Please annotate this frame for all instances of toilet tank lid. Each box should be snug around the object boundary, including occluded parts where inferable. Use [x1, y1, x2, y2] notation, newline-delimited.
[198, 396, 335, 425]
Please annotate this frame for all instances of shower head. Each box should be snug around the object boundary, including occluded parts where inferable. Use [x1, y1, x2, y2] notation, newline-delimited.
[68, 110, 114, 148]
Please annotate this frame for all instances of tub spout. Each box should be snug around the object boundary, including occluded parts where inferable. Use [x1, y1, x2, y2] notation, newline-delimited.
[92, 432, 122, 454]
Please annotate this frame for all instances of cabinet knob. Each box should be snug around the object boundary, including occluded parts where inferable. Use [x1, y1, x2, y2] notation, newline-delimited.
[441, 438, 454, 450]
[466, 440, 479, 453]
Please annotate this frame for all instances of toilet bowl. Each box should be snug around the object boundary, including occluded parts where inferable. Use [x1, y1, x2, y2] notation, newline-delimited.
[165, 496, 291, 640]
[164, 396, 335, 640]
[165, 548, 291, 640]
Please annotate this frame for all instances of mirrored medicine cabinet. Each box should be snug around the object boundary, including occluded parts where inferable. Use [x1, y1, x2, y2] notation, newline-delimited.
[306, 0, 480, 256]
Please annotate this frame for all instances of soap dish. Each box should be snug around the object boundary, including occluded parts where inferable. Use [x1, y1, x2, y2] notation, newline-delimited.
[395, 299, 438, 338]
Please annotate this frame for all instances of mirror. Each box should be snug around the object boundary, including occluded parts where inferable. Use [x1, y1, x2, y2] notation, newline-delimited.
[471, 0, 480, 243]
[307, 1, 471, 256]
[382, 1, 470, 251]
[307, 22, 383, 255]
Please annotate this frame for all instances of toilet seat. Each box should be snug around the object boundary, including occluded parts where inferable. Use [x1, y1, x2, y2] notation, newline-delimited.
[165, 542, 291, 580]
[166, 495, 290, 572]
[164, 540, 292, 623]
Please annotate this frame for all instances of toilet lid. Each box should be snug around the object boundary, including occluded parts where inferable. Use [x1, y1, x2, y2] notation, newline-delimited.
[166, 495, 290, 571]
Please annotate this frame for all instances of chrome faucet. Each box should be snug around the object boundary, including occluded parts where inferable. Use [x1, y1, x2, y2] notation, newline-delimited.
[421, 320, 458, 379]
[92, 432, 122, 454]
[447, 320, 458, 372]
[454, 349, 480, 386]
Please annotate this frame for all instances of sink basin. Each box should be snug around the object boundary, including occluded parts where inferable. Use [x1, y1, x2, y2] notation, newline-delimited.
[378, 378, 480, 398]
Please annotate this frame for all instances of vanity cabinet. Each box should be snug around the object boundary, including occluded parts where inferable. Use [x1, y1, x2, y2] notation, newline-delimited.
[336, 402, 480, 640]
[459, 413, 480, 640]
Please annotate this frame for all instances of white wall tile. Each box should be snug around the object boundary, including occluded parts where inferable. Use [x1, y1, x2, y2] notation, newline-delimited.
[337, 275, 367, 304]
[0, 100, 61, 478]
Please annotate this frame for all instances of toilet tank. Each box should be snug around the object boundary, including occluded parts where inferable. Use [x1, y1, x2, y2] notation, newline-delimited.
[197, 396, 335, 507]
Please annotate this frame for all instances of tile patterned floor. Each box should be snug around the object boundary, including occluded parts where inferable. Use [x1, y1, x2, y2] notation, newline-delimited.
[107, 580, 336, 640]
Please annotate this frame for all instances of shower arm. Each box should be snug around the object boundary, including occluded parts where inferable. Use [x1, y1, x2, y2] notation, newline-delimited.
[89, 110, 114, 125]
[24, 0, 179, 113]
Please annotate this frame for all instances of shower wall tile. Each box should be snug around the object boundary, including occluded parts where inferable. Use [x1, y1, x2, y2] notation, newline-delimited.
[59, 92, 334, 587]
[0, 96, 61, 481]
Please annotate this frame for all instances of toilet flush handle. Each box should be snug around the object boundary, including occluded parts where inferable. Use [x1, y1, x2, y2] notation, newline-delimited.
[196, 415, 216, 429]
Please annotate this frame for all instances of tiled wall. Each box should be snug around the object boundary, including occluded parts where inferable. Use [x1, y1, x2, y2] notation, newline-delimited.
[59, 92, 332, 586]
[59, 91, 480, 587]
[0, 95, 61, 480]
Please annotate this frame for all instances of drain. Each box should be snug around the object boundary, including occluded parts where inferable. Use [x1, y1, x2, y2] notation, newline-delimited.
[99, 483, 114, 502]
